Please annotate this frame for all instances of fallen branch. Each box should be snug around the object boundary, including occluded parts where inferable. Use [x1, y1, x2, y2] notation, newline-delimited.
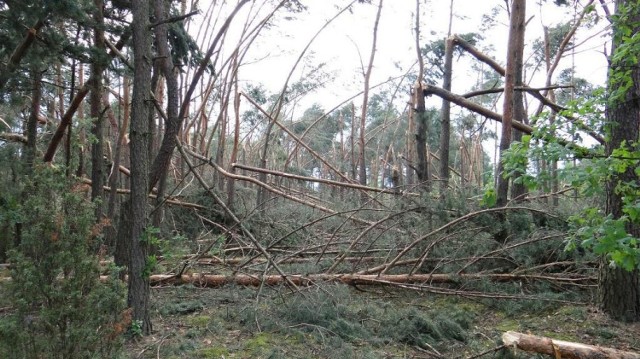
[232, 162, 418, 196]
[78, 177, 204, 210]
[502, 331, 640, 359]
[96, 272, 597, 288]
[0, 132, 27, 144]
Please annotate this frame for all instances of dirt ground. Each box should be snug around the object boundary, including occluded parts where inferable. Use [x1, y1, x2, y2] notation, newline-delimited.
[126, 284, 640, 359]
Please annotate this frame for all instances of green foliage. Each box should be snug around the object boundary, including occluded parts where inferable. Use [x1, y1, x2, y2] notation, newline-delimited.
[143, 255, 158, 278]
[0, 167, 126, 358]
[239, 286, 472, 352]
[609, 2, 640, 105]
[480, 186, 497, 207]
[128, 320, 143, 339]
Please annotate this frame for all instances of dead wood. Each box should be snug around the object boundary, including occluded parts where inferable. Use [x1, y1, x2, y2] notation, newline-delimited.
[176, 139, 300, 290]
[182, 143, 385, 229]
[451, 31, 604, 146]
[93, 272, 596, 288]
[370, 206, 555, 275]
[232, 162, 418, 196]
[0, 132, 27, 144]
[502, 331, 640, 359]
[78, 177, 204, 209]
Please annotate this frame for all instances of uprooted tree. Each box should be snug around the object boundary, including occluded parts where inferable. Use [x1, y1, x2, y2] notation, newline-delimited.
[0, 1, 640, 358]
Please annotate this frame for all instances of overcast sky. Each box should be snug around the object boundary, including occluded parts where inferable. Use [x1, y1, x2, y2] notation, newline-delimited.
[232, 0, 609, 110]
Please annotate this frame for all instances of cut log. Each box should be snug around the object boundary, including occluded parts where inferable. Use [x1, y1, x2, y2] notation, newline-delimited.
[502, 331, 640, 359]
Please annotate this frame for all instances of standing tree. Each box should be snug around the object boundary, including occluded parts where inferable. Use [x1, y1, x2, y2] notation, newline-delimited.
[127, 0, 153, 334]
[439, 0, 455, 192]
[90, 0, 106, 220]
[412, 0, 429, 190]
[359, 0, 383, 190]
[496, 0, 526, 206]
[599, 0, 640, 322]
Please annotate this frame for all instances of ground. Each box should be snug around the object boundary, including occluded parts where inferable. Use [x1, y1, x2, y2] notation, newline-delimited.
[126, 284, 640, 359]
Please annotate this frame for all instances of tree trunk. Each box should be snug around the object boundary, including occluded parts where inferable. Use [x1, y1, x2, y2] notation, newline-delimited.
[600, 0, 640, 322]
[24, 69, 42, 173]
[509, 4, 527, 202]
[90, 0, 106, 220]
[502, 331, 640, 359]
[150, 0, 180, 227]
[413, 83, 429, 189]
[440, 36, 454, 192]
[127, 0, 152, 334]
[257, 120, 275, 208]
[413, 0, 429, 191]
[358, 0, 383, 194]
[496, 0, 525, 206]
[227, 59, 241, 213]
[106, 76, 130, 248]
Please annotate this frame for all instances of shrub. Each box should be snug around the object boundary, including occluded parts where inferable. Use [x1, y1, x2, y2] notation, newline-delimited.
[0, 167, 126, 359]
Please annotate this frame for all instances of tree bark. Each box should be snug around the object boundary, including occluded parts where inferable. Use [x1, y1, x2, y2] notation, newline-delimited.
[502, 331, 640, 359]
[496, 0, 525, 206]
[509, 3, 528, 203]
[600, 0, 640, 322]
[439, 36, 454, 191]
[24, 69, 42, 172]
[113, 272, 593, 288]
[358, 0, 383, 192]
[90, 0, 106, 220]
[150, 0, 179, 227]
[106, 76, 130, 247]
[127, 0, 152, 334]
[413, 0, 429, 190]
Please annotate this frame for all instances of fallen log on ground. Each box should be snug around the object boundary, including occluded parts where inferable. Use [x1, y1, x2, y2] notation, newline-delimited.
[0, 272, 596, 287]
[112, 272, 594, 288]
[502, 331, 640, 359]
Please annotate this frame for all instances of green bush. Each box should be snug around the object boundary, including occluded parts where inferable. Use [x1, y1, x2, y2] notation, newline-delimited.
[0, 167, 126, 359]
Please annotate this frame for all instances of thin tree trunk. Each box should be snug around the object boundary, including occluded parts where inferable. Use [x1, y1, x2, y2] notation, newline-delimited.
[76, 66, 86, 178]
[413, 0, 429, 190]
[496, 0, 525, 206]
[90, 0, 106, 220]
[151, 0, 179, 226]
[440, 36, 454, 192]
[227, 55, 241, 213]
[107, 76, 130, 249]
[358, 0, 383, 194]
[510, 4, 528, 202]
[24, 69, 42, 173]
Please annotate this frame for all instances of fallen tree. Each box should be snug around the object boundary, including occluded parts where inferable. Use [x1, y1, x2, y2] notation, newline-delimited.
[105, 272, 596, 288]
[502, 331, 640, 359]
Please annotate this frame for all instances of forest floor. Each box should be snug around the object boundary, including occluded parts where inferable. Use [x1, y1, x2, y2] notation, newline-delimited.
[127, 283, 640, 359]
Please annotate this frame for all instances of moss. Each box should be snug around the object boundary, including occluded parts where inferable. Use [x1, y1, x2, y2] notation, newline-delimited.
[187, 315, 212, 328]
[555, 306, 588, 321]
[495, 318, 520, 332]
[243, 332, 271, 354]
[197, 346, 229, 358]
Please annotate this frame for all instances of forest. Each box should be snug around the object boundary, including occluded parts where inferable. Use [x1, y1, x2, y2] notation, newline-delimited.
[0, 0, 639, 358]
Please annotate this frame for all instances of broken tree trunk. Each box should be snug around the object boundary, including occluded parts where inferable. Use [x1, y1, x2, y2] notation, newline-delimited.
[502, 331, 640, 359]
[93, 272, 595, 288]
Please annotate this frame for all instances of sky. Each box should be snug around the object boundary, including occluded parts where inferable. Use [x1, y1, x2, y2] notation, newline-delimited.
[233, 0, 610, 111]
[182, 0, 611, 168]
